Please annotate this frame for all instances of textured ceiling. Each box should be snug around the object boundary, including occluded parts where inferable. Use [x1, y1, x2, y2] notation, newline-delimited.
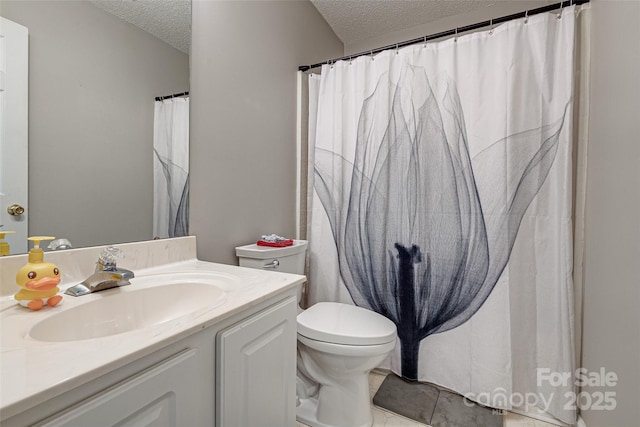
[89, 0, 191, 54]
[310, 0, 495, 45]
[88, 0, 496, 55]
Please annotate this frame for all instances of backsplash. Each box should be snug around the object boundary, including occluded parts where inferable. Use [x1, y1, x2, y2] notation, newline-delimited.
[0, 237, 197, 298]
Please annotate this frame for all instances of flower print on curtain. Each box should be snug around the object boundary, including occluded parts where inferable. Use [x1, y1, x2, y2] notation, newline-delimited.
[314, 64, 570, 380]
[153, 96, 190, 238]
[308, 6, 578, 424]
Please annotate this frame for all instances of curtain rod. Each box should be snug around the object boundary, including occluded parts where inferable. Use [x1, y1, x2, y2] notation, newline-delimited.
[155, 91, 189, 102]
[298, 0, 588, 72]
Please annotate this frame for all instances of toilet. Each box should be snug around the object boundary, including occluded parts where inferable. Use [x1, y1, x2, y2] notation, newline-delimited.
[236, 240, 397, 427]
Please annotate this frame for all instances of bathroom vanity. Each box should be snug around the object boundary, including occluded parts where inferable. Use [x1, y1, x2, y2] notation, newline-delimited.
[0, 237, 302, 427]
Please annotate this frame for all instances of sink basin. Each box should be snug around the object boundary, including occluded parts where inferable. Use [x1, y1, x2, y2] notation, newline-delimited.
[28, 283, 225, 342]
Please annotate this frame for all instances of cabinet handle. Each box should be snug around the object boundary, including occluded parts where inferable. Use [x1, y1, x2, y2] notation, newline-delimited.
[262, 259, 280, 269]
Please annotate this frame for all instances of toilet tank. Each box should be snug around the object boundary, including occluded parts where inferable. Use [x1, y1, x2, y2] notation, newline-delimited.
[235, 240, 308, 275]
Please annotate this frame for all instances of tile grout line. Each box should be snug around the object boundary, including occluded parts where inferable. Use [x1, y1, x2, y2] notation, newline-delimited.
[428, 387, 441, 425]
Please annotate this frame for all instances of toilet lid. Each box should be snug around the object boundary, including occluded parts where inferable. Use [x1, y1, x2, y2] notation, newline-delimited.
[297, 302, 397, 345]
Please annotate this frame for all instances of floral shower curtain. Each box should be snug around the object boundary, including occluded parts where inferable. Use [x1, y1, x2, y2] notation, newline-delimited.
[153, 97, 190, 238]
[307, 7, 579, 424]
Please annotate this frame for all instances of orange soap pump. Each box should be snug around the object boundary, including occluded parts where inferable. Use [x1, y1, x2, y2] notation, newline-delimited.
[14, 236, 63, 311]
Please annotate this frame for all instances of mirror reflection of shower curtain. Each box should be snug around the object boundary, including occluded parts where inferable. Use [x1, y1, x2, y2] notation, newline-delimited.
[153, 97, 189, 238]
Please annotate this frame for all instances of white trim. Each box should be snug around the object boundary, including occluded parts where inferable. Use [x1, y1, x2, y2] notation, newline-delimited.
[509, 406, 583, 427]
[576, 415, 586, 427]
[295, 71, 303, 240]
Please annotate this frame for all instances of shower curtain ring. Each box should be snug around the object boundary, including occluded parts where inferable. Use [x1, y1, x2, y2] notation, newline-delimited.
[454, 27, 458, 42]
[396, 43, 399, 55]
[489, 18, 494, 35]
[557, 1, 563, 19]
[370, 50, 374, 61]
[524, 10, 529, 24]
[423, 36, 427, 48]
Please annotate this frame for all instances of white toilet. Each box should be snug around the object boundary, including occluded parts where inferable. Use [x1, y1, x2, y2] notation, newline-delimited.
[236, 240, 397, 427]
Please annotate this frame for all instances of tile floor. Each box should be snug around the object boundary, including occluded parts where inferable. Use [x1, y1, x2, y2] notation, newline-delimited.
[296, 370, 560, 427]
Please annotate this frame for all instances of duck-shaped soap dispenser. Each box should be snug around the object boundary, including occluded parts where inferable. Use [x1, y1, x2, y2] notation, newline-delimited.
[0, 231, 16, 256]
[15, 236, 63, 311]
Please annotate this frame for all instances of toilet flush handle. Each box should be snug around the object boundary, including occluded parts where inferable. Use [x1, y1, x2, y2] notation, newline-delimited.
[263, 259, 280, 269]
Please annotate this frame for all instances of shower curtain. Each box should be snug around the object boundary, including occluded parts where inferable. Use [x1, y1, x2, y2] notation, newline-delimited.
[153, 96, 190, 238]
[307, 7, 579, 424]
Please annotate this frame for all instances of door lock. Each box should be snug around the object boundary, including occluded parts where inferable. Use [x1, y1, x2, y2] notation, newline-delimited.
[7, 204, 25, 216]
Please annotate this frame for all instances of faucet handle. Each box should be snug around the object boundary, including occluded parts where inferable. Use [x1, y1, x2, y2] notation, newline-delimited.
[97, 246, 124, 271]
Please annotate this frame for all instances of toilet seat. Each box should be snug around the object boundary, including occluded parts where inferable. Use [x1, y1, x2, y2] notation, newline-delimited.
[298, 333, 396, 357]
[297, 302, 396, 346]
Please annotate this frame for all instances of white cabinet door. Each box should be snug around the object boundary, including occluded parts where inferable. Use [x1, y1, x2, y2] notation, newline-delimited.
[37, 349, 198, 427]
[217, 296, 297, 427]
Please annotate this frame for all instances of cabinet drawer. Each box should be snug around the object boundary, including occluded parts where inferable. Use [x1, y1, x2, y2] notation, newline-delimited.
[36, 349, 198, 427]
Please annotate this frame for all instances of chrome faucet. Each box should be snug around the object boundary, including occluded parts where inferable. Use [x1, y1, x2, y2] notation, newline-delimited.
[65, 246, 134, 297]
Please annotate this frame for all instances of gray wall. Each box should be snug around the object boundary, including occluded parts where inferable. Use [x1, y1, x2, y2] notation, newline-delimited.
[190, 0, 342, 264]
[581, 1, 640, 425]
[1, 1, 189, 249]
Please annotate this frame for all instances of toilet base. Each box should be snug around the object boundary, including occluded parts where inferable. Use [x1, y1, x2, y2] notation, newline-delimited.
[296, 395, 371, 427]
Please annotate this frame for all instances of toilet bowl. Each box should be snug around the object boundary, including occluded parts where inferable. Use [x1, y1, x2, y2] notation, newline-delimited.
[236, 241, 398, 427]
[296, 302, 396, 427]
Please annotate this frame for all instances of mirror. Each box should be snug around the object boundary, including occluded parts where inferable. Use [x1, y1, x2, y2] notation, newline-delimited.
[0, 0, 190, 255]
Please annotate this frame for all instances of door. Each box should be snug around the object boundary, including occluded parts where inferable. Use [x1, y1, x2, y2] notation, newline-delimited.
[217, 297, 298, 427]
[0, 17, 28, 254]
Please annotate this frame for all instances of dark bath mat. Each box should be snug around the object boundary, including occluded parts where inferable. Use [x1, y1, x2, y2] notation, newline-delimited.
[372, 374, 439, 424]
[430, 388, 503, 427]
[373, 373, 503, 427]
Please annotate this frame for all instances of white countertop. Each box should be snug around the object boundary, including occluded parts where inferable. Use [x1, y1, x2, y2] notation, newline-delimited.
[0, 238, 304, 421]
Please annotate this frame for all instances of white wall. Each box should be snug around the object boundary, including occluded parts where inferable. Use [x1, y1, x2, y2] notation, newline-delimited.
[1, 1, 189, 249]
[580, 1, 640, 425]
[190, 0, 342, 264]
